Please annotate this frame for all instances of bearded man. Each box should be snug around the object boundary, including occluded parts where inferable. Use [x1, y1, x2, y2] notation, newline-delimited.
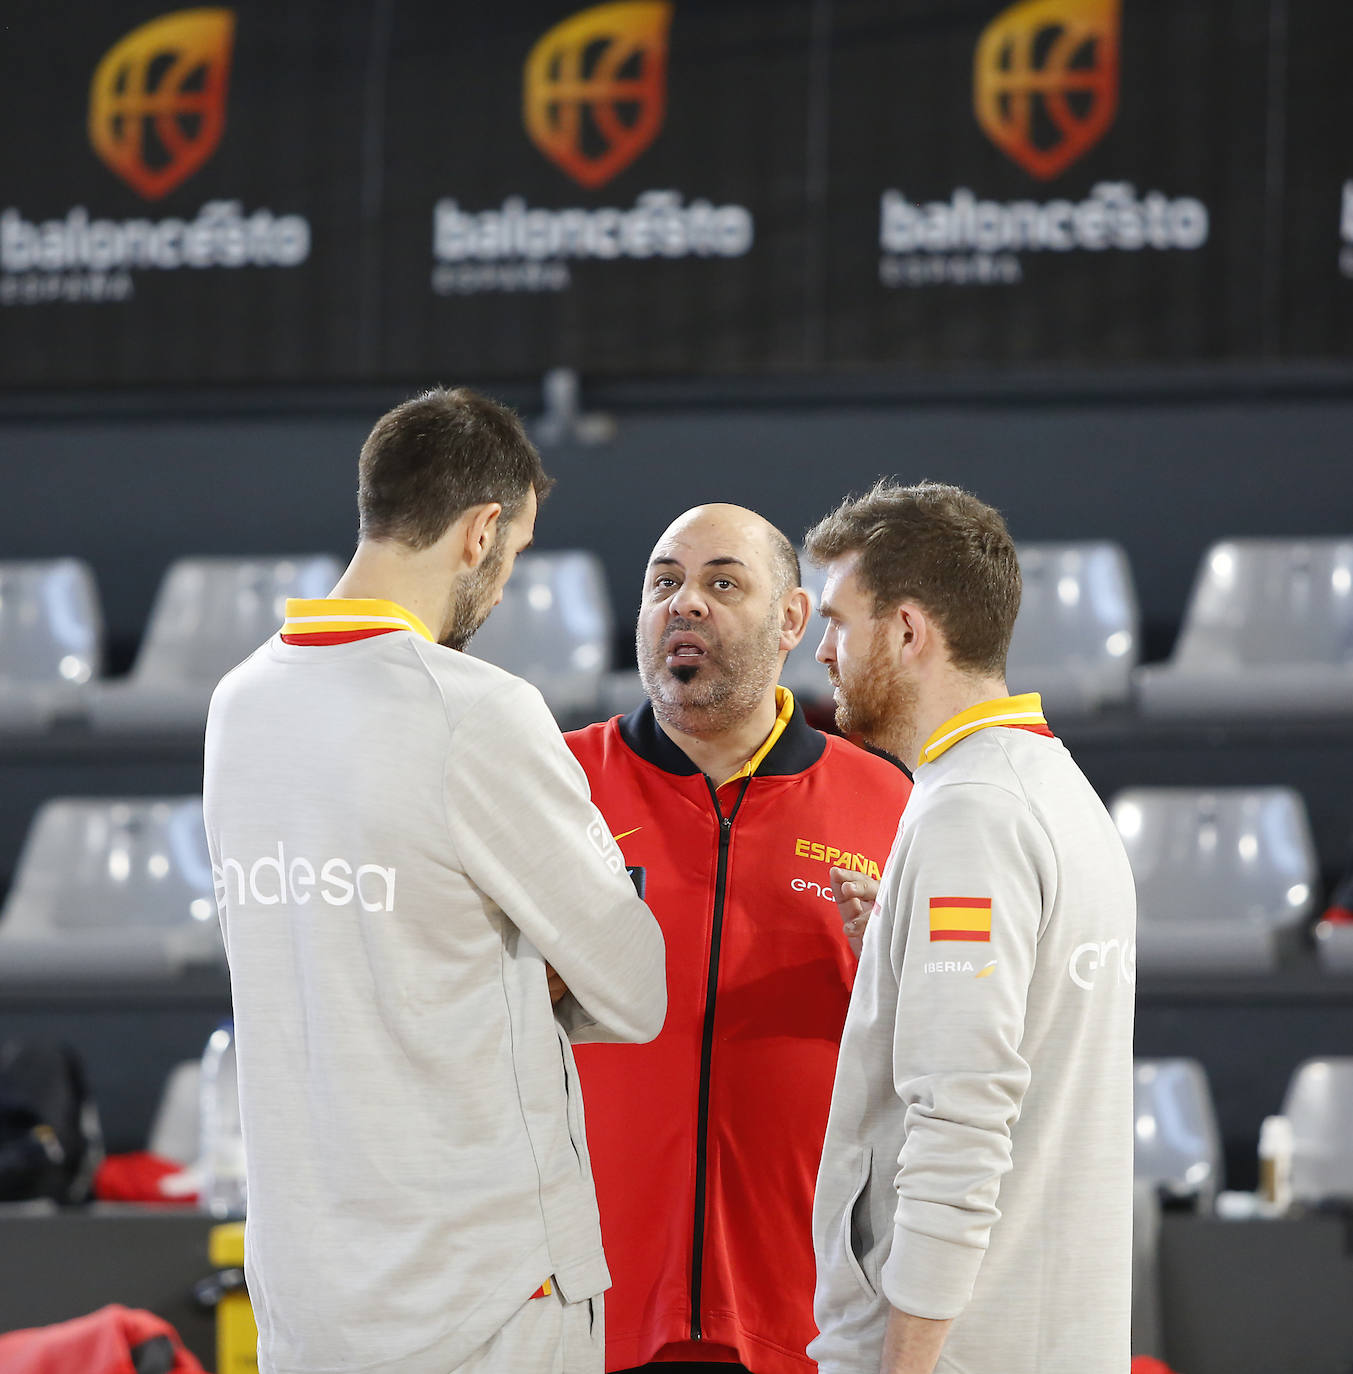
[203, 387, 666, 1374]
[565, 504, 912, 1374]
[806, 481, 1136, 1374]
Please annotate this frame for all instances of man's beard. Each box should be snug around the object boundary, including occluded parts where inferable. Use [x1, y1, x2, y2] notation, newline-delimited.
[831, 622, 915, 756]
[441, 539, 506, 651]
[637, 608, 782, 734]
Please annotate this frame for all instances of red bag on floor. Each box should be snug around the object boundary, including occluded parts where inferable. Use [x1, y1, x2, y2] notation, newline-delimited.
[94, 1151, 198, 1205]
[1131, 1358, 1181, 1374]
[0, 1304, 206, 1374]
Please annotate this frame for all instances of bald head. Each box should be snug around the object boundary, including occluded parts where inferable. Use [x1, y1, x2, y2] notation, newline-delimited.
[637, 503, 811, 739]
[649, 504, 801, 598]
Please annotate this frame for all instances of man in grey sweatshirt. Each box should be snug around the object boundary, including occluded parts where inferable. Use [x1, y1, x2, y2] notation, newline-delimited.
[203, 388, 666, 1374]
[803, 481, 1135, 1374]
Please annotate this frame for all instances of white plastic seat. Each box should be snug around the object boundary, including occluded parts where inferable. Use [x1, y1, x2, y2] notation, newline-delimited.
[0, 797, 223, 984]
[1006, 542, 1139, 714]
[1133, 1058, 1224, 1208]
[147, 1059, 202, 1165]
[468, 550, 613, 728]
[1112, 786, 1318, 975]
[0, 559, 103, 731]
[89, 555, 341, 733]
[1135, 538, 1353, 716]
[779, 553, 833, 706]
[1282, 1058, 1353, 1205]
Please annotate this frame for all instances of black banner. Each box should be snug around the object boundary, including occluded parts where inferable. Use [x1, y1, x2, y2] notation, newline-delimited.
[0, 0, 1346, 385]
[823, 0, 1271, 367]
[1277, 0, 1353, 358]
[0, 0, 370, 385]
[376, 0, 817, 377]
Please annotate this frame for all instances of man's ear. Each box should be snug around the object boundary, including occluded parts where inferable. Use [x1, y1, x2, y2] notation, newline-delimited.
[778, 586, 812, 654]
[896, 601, 931, 659]
[461, 502, 502, 569]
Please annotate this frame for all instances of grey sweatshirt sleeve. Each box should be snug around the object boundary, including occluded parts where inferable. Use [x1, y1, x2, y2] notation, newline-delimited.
[442, 677, 667, 1045]
[879, 781, 1053, 1319]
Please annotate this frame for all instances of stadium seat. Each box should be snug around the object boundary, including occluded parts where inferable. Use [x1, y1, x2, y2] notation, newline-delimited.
[88, 555, 341, 733]
[1112, 786, 1318, 975]
[147, 1059, 202, 1166]
[1135, 537, 1353, 717]
[1282, 1058, 1353, 1205]
[0, 797, 223, 984]
[1006, 542, 1139, 714]
[1133, 1058, 1224, 1208]
[779, 552, 833, 706]
[0, 558, 103, 731]
[469, 550, 613, 728]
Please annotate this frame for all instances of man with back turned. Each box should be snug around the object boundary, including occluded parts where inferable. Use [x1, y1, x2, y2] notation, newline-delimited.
[204, 387, 666, 1374]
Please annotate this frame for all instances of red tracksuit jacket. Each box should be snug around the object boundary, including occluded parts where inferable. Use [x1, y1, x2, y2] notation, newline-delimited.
[567, 699, 911, 1373]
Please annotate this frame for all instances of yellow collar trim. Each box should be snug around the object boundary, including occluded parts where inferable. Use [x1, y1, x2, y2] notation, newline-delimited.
[918, 693, 1047, 766]
[718, 686, 795, 789]
[282, 597, 435, 643]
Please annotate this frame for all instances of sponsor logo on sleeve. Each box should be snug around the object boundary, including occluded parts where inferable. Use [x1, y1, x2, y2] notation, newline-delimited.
[586, 817, 625, 876]
[923, 957, 998, 978]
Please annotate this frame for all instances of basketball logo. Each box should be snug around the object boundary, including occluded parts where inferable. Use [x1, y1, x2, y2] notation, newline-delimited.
[974, 0, 1120, 181]
[524, 2, 673, 189]
[89, 8, 236, 201]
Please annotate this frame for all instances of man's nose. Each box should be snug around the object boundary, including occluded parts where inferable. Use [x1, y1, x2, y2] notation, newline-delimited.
[669, 584, 707, 619]
[815, 624, 835, 665]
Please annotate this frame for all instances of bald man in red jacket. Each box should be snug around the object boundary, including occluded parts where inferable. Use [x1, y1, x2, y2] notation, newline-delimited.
[567, 505, 911, 1374]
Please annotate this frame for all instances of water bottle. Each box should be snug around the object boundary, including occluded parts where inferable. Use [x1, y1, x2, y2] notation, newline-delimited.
[1257, 1114, 1294, 1217]
[200, 1020, 247, 1218]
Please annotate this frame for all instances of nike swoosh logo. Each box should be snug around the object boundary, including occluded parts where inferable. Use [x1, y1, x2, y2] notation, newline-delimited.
[613, 827, 643, 841]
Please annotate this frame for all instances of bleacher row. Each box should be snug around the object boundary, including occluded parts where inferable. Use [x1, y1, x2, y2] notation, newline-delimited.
[2, 534, 1352, 735]
[0, 537, 1350, 985]
[1135, 1057, 1353, 1211]
[0, 782, 1345, 985]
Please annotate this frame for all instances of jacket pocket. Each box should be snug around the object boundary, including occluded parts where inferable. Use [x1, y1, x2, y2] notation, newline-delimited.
[556, 1023, 588, 1174]
[841, 1146, 878, 1300]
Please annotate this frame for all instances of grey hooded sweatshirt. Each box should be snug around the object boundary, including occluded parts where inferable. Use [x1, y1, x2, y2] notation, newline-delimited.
[811, 706, 1135, 1374]
[204, 621, 666, 1374]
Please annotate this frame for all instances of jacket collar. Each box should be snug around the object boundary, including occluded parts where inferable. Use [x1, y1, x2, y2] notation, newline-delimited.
[618, 692, 827, 779]
[917, 692, 1050, 767]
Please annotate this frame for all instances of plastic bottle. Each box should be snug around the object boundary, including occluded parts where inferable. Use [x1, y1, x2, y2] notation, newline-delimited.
[1257, 1114, 1293, 1216]
[199, 1020, 247, 1219]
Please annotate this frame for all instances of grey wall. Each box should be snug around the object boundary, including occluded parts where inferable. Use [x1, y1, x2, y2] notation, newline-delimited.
[3, 379, 1352, 666]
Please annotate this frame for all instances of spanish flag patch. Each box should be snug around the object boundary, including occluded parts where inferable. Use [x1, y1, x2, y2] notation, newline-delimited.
[929, 897, 992, 943]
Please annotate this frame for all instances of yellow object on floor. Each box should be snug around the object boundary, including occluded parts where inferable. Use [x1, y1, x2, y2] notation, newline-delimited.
[209, 1221, 258, 1374]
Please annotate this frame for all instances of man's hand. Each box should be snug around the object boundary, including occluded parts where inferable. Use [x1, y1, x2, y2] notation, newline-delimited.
[830, 866, 879, 957]
[880, 1307, 954, 1374]
[545, 964, 568, 1005]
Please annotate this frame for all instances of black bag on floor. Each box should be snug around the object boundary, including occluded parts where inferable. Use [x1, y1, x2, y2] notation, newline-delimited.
[0, 1038, 103, 1203]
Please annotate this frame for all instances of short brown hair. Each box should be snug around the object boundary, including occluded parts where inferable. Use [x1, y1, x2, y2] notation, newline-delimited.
[805, 480, 1021, 677]
[358, 387, 553, 548]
